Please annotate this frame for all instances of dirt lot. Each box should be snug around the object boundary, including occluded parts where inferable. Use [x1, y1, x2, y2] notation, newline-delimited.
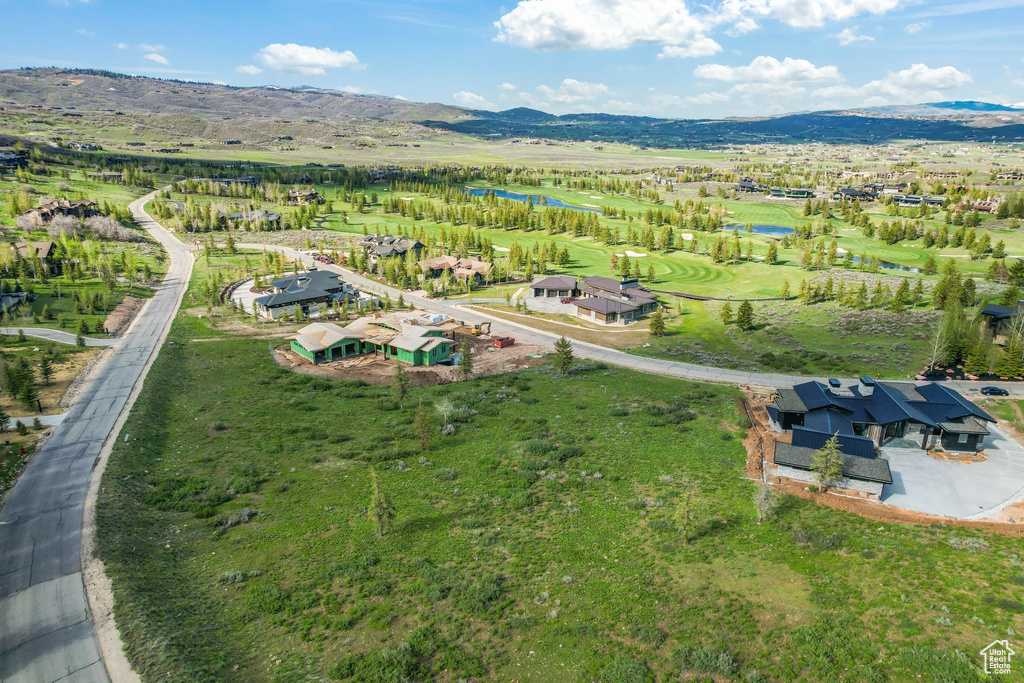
[274, 333, 545, 386]
[741, 392, 1024, 536]
[103, 295, 146, 336]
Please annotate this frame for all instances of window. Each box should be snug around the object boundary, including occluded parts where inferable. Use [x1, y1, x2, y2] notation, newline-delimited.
[958, 433, 968, 444]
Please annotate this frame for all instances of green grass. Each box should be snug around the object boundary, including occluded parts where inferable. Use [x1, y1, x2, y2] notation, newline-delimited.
[96, 262, 1020, 682]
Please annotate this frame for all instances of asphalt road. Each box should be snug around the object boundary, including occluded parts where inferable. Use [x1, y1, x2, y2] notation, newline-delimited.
[0, 328, 119, 347]
[0, 192, 192, 683]
[238, 244, 1024, 396]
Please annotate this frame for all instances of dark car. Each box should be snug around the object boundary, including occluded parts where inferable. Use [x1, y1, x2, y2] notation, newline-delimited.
[981, 386, 1009, 396]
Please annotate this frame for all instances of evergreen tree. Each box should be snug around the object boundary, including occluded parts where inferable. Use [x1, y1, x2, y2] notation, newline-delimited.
[912, 279, 925, 305]
[673, 488, 699, 545]
[854, 282, 869, 311]
[0, 405, 7, 432]
[39, 356, 53, 386]
[736, 300, 754, 330]
[997, 336, 1024, 378]
[553, 336, 574, 376]
[964, 337, 990, 377]
[19, 381, 38, 411]
[391, 363, 409, 409]
[458, 338, 473, 381]
[780, 279, 790, 297]
[648, 306, 665, 336]
[367, 469, 397, 538]
[766, 241, 778, 265]
[811, 433, 844, 489]
[720, 300, 733, 325]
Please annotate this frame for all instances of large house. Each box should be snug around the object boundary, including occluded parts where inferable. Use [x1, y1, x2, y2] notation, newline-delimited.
[574, 276, 659, 325]
[21, 199, 97, 226]
[360, 234, 425, 260]
[768, 378, 995, 499]
[287, 311, 457, 366]
[771, 379, 995, 453]
[218, 209, 282, 229]
[419, 255, 493, 282]
[981, 301, 1023, 337]
[254, 269, 358, 319]
[531, 275, 580, 299]
[287, 188, 323, 205]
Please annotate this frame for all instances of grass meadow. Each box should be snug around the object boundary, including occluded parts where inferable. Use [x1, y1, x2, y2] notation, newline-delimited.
[95, 276, 1023, 682]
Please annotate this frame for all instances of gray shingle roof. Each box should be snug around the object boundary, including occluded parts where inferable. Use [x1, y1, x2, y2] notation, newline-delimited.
[774, 442, 893, 485]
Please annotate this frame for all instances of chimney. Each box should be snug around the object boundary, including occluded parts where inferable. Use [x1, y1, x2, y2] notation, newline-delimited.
[858, 376, 875, 396]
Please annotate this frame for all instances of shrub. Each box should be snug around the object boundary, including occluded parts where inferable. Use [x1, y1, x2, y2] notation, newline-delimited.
[631, 625, 667, 646]
[435, 468, 458, 481]
[245, 582, 288, 614]
[508, 491, 538, 510]
[553, 444, 583, 463]
[791, 527, 844, 551]
[208, 421, 227, 431]
[982, 595, 1024, 613]
[218, 570, 244, 585]
[598, 655, 654, 683]
[524, 438, 555, 455]
[231, 477, 258, 494]
[326, 644, 422, 682]
[674, 647, 739, 676]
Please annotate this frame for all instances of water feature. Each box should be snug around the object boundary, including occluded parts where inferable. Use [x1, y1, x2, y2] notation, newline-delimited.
[468, 188, 601, 213]
[721, 224, 919, 272]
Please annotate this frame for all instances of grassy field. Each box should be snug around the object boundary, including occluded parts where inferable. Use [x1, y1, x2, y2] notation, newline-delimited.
[95, 259, 1022, 682]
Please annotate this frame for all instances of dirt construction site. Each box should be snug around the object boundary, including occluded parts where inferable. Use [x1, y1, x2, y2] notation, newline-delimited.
[274, 330, 545, 387]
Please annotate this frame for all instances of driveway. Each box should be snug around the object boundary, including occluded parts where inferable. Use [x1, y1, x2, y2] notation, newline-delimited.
[880, 425, 1024, 518]
[526, 294, 577, 316]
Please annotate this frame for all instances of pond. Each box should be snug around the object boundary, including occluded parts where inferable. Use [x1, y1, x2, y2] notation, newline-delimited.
[468, 188, 602, 214]
[722, 224, 918, 272]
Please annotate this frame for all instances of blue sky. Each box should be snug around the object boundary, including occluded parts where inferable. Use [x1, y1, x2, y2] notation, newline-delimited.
[2, 0, 1023, 118]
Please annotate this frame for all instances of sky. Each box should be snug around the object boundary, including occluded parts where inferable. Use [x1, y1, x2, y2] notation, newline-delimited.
[1, 0, 1023, 118]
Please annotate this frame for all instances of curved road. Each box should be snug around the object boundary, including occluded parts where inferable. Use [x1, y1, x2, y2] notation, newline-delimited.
[0, 329, 119, 348]
[236, 244, 1019, 398]
[0, 192, 191, 683]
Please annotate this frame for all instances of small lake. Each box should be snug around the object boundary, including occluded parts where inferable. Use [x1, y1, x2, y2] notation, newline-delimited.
[468, 188, 602, 214]
[722, 225, 918, 272]
[724, 224, 794, 237]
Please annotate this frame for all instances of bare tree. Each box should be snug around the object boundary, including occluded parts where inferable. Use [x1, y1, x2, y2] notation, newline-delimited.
[753, 482, 778, 523]
[926, 324, 948, 374]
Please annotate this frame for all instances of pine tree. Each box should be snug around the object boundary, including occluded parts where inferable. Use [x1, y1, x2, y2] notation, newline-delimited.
[0, 405, 7, 432]
[780, 279, 790, 297]
[458, 338, 473, 381]
[367, 470, 396, 538]
[720, 300, 733, 324]
[648, 306, 665, 336]
[391, 363, 409, 408]
[854, 282, 868, 311]
[912, 279, 925, 305]
[736, 300, 754, 330]
[964, 338, 990, 377]
[811, 433, 844, 489]
[997, 336, 1024, 378]
[39, 356, 53, 386]
[766, 241, 778, 265]
[553, 336, 574, 376]
[19, 381, 38, 411]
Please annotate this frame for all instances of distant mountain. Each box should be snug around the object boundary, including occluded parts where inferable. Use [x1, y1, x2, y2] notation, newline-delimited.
[854, 101, 1024, 116]
[2, 68, 1023, 146]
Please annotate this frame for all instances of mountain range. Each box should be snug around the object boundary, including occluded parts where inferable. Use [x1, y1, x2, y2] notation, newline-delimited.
[1, 68, 1022, 147]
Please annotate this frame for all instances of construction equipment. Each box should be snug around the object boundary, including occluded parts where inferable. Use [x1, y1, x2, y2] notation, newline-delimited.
[494, 337, 515, 348]
[470, 322, 491, 336]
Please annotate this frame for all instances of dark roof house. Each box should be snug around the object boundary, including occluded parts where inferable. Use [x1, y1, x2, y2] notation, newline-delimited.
[360, 234, 425, 259]
[254, 269, 358, 319]
[571, 275, 659, 325]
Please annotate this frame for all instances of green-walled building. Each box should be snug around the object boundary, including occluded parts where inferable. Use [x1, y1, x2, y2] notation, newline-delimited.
[288, 312, 457, 366]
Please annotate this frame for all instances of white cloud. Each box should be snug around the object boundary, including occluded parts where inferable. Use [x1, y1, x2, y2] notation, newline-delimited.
[537, 78, 610, 103]
[828, 27, 874, 45]
[813, 63, 972, 101]
[452, 90, 495, 108]
[495, 0, 704, 50]
[235, 64, 262, 75]
[718, 0, 902, 30]
[695, 56, 841, 83]
[144, 53, 169, 65]
[76, 28, 94, 36]
[255, 43, 361, 76]
[686, 91, 730, 105]
[138, 43, 165, 53]
[904, 20, 930, 33]
[116, 43, 128, 49]
[500, 82, 517, 91]
[658, 37, 723, 59]
[339, 85, 363, 94]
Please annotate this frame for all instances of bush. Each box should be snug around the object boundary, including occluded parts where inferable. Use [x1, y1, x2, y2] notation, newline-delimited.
[524, 438, 555, 455]
[508, 491, 538, 510]
[218, 570, 244, 585]
[245, 582, 288, 614]
[435, 468, 458, 481]
[631, 625, 667, 646]
[326, 644, 422, 682]
[231, 477, 258, 494]
[598, 655, 654, 683]
[674, 647, 739, 676]
[208, 420, 227, 431]
[791, 527, 844, 551]
[553, 444, 583, 463]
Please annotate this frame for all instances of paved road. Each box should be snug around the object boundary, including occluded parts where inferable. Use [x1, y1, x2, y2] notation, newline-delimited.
[238, 244, 1024, 396]
[0, 193, 192, 682]
[0, 329, 119, 347]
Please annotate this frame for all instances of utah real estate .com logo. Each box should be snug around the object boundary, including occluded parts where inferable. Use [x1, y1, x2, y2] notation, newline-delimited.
[981, 640, 1014, 675]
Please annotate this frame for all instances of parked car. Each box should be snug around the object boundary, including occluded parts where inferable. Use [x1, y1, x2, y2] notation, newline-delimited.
[981, 386, 1009, 396]
[560, 297, 575, 303]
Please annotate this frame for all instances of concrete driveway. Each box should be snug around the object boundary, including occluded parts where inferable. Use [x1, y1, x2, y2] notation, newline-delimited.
[880, 425, 1024, 518]
[526, 294, 577, 316]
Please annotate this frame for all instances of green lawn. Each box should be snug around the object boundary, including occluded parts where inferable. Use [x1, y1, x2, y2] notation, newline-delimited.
[96, 264, 1020, 682]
